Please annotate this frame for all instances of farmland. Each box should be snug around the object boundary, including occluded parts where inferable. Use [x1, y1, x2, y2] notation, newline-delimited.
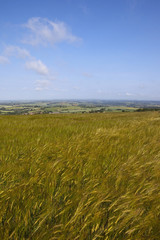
[1, 100, 160, 115]
[0, 111, 160, 239]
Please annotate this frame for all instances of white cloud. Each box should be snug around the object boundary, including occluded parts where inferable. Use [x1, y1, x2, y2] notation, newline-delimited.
[4, 46, 54, 78]
[35, 80, 50, 91]
[5, 45, 30, 59]
[23, 17, 82, 46]
[0, 56, 9, 64]
[25, 60, 49, 76]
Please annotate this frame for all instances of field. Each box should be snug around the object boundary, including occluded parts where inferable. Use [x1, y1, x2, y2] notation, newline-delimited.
[0, 101, 137, 115]
[1, 100, 160, 115]
[0, 112, 160, 239]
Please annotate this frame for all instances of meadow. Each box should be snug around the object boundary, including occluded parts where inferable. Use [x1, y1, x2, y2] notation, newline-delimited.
[0, 112, 160, 239]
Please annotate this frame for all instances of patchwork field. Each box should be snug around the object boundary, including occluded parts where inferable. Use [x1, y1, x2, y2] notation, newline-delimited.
[1, 100, 160, 115]
[0, 112, 160, 239]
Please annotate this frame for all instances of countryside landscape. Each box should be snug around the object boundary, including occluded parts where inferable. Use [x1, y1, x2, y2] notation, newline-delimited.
[1, 0, 160, 239]
[1, 100, 160, 115]
[1, 109, 160, 239]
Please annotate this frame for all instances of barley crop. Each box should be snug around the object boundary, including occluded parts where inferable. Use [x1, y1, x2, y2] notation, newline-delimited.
[0, 112, 160, 239]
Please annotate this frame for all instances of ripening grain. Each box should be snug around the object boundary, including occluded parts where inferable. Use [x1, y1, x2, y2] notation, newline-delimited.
[0, 112, 160, 239]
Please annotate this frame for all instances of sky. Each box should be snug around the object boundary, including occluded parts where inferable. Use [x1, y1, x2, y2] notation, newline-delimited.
[0, 0, 160, 100]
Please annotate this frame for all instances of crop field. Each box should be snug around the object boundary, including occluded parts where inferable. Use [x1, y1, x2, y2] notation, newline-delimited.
[0, 102, 139, 115]
[0, 112, 160, 239]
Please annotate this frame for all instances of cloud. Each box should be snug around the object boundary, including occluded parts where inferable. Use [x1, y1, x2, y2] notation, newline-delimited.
[0, 45, 30, 65]
[35, 79, 50, 91]
[25, 60, 49, 76]
[0, 56, 9, 64]
[3, 45, 54, 79]
[5, 45, 30, 59]
[23, 17, 82, 46]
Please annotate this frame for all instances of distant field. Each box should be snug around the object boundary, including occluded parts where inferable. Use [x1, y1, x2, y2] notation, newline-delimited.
[0, 103, 138, 114]
[0, 112, 160, 239]
[1, 100, 160, 115]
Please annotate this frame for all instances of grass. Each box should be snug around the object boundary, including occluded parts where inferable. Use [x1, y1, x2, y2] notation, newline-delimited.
[0, 112, 160, 239]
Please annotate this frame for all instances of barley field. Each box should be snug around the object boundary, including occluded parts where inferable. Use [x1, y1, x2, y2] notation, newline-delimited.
[0, 112, 160, 239]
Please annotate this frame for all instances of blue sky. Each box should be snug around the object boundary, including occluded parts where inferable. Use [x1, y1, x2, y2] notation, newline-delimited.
[0, 0, 160, 100]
